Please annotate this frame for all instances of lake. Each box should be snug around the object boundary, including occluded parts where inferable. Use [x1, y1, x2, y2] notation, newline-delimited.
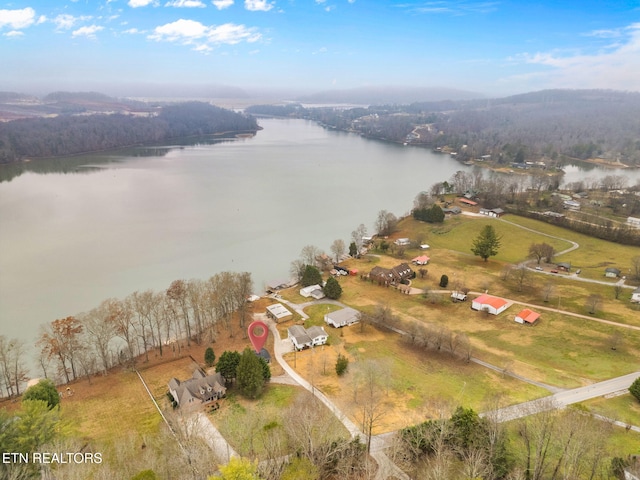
[1, 118, 639, 372]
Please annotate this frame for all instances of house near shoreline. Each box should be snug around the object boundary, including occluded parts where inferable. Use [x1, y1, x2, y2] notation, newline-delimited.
[479, 207, 506, 218]
[325, 307, 360, 328]
[394, 238, 411, 246]
[515, 308, 540, 325]
[287, 325, 328, 350]
[300, 284, 325, 299]
[265, 303, 293, 323]
[627, 216, 640, 229]
[168, 369, 226, 409]
[471, 294, 509, 315]
[369, 263, 415, 286]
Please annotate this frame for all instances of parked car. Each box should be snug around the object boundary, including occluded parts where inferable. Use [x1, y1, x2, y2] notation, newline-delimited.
[535, 266, 543, 271]
[551, 269, 559, 274]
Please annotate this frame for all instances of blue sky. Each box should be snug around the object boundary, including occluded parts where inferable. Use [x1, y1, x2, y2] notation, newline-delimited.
[1, 0, 639, 97]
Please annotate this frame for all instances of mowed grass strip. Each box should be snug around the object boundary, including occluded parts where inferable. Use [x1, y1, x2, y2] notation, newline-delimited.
[583, 393, 640, 428]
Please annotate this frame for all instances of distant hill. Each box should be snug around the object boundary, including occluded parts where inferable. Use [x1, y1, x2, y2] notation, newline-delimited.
[296, 86, 484, 105]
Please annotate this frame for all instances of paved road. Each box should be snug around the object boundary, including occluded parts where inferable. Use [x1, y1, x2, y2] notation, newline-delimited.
[262, 312, 409, 480]
[485, 371, 640, 423]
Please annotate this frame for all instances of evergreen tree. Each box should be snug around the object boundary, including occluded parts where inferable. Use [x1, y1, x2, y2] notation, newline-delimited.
[349, 241, 358, 257]
[22, 379, 60, 410]
[259, 357, 271, 382]
[335, 353, 349, 376]
[237, 348, 267, 399]
[301, 265, 322, 287]
[204, 347, 216, 367]
[215, 351, 241, 383]
[439, 274, 449, 288]
[429, 204, 445, 223]
[631, 377, 640, 403]
[471, 225, 502, 262]
[323, 276, 343, 300]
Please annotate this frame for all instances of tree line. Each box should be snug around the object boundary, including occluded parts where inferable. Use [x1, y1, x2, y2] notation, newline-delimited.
[0, 102, 259, 164]
[0, 272, 254, 397]
[247, 89, 640, 166]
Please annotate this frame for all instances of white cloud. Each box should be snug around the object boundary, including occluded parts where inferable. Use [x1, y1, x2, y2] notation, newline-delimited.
[149, 19, 208, 40]
[128, 0, 157, 7]
[72, 24, 104, 38]
[213, 0, 234, 8]
[245, 0, 274, 11]
[165, 0, 206, 7]
[401, 1, 498, 15]
[4, 30, 24, 37]
[148, 19, 261, 50]
[123, 27, 144, 34]
[511, 22, 640, 91]
[0, 7, 36, 30]
[53, 14, 92, 30]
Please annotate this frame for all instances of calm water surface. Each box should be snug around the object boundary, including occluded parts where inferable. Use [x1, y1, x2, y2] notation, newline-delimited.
[1, 118, 639, 370]
[0, 119, 469, 358]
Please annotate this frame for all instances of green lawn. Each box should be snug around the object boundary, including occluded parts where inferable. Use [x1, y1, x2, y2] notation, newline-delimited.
[396, 215, 573, 264]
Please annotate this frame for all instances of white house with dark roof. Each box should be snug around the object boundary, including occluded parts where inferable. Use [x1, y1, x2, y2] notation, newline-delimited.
[168, 369, 226, 409]
[632, 287, 640, 304]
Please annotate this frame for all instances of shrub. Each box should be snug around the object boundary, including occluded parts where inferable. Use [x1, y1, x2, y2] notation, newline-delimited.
[439, 274, 449, 288]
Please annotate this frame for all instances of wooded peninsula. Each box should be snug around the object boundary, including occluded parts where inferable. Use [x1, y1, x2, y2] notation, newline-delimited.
[0, 96, 259, 164]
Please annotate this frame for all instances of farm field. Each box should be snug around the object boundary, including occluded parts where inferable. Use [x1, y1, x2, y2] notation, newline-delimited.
[280, 305, 548, 435]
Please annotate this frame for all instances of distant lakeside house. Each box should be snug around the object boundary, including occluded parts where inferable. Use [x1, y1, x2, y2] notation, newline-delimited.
[369, 262, 414, 286]
[479, 207, 505, 218]
[168, 369, 226, 410]
[299, 284, 326, 299]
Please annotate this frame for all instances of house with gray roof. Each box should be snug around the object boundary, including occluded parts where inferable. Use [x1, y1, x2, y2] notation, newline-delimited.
[168, 369, 226, 410]
[325, 307, 360, 328]
[604, 267, 621, 278]
[287, 325, 328, 350]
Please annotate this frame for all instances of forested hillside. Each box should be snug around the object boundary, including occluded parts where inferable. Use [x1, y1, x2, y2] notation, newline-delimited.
[248, 89, 640, 166]
[0, 102, 259, 164]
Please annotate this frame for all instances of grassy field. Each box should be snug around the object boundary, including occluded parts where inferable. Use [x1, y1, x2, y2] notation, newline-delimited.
[502, 215, 640, 282]
[282, 305, 549, 434]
